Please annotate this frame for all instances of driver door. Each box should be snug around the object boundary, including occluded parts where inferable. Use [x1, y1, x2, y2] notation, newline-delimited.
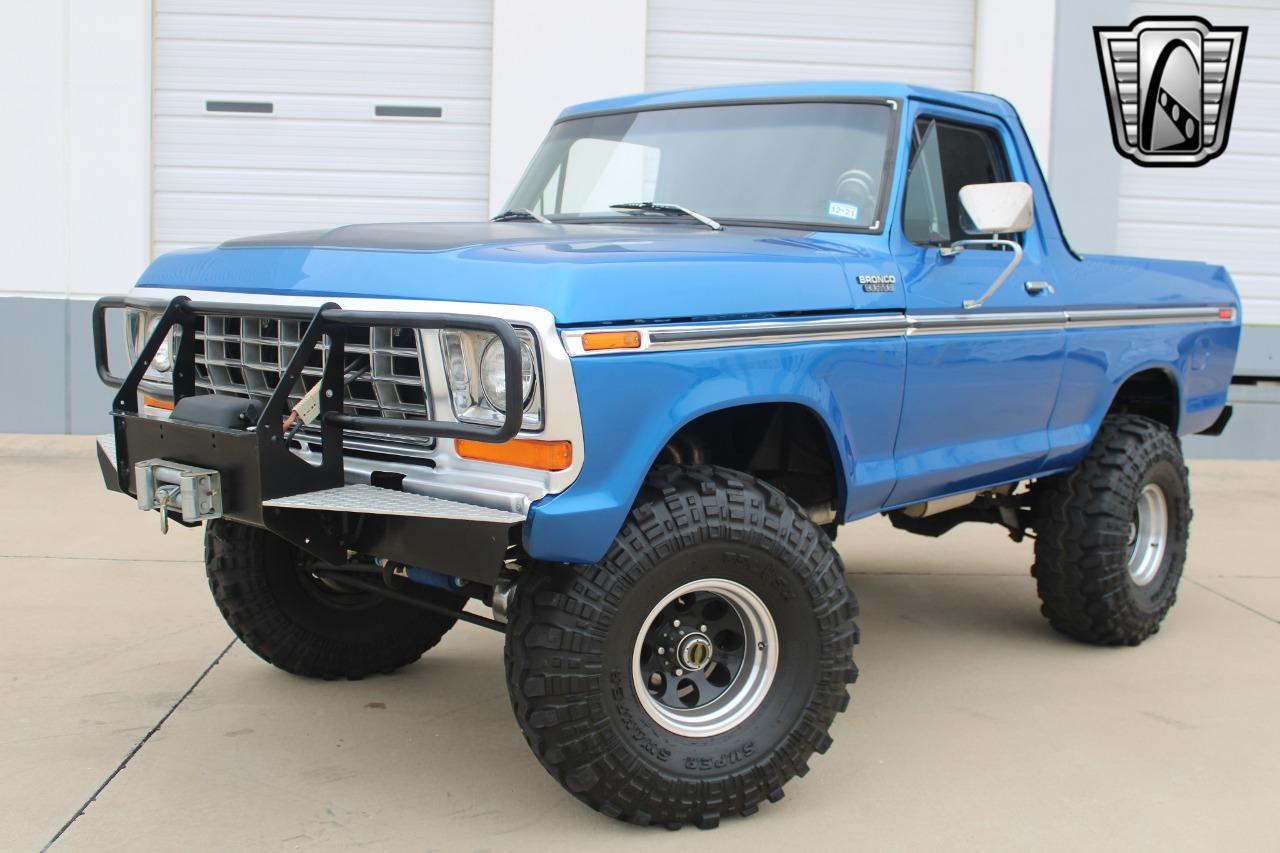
[885, 111, 1066, 506]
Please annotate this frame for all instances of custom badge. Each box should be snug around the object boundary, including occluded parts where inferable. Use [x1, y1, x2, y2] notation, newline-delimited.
[1094, 17, 1247, 167]
[857, 274, 895, 293]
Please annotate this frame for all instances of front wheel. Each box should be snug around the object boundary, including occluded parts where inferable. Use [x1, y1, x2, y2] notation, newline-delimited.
[1031, 414, 1191, 646]
[504, 465, 859, 828]
[205, 519, 463, 679]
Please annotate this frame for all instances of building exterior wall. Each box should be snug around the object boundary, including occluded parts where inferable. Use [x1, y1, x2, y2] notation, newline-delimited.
[488, 0, 647, 213]
[0, 0, 150, 432]
[1, 0, 1273, 454]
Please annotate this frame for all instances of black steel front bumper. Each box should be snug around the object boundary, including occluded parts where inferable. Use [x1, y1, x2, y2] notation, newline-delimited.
[93, 295, 528, 586]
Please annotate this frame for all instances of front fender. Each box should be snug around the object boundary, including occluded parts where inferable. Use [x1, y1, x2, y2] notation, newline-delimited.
[523, 338, 905, 564]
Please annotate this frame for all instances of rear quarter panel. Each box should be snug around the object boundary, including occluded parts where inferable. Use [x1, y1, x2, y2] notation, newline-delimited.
[1044, 254, 1241, 471]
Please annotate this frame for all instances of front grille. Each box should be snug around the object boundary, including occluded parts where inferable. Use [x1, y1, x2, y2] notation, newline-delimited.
[192, 314, 434, 455]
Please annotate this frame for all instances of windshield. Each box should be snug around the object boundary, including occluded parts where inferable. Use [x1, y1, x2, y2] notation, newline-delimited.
[505, 101, 895, 230]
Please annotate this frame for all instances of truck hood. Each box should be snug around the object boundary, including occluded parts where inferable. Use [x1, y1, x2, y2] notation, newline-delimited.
[136, 221, 888, 325]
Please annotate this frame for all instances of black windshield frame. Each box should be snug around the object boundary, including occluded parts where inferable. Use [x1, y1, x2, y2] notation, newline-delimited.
[507, 97, 902, 235]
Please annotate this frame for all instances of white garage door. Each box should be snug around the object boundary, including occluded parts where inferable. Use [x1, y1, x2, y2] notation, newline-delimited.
[1117, 1, 1279, 325]
[153, 0, 492, 254]
[646, 0, 976, 92]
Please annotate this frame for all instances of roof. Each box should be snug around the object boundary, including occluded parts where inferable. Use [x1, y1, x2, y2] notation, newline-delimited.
[556, 80, 1016, 122]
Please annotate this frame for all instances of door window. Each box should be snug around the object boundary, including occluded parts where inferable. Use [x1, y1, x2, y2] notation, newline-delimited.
[902, 119, 1011, 246]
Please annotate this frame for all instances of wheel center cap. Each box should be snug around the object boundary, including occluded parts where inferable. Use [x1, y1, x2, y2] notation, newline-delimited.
[676, 632, 714, 671]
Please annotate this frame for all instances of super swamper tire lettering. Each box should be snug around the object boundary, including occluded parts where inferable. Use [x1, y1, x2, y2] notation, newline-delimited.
[504, 465, 859, 828]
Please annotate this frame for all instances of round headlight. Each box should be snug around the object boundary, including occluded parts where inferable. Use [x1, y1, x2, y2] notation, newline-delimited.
[149, 318, 174, 373]
[480, 337, 535, 412]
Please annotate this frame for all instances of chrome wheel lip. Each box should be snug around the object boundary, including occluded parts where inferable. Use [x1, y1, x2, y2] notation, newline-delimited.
[632, 578, 778, 739]
[1127, 482, 1169, 587]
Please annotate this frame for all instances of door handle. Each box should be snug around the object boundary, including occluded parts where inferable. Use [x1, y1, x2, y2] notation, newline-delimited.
[1024, 280, 1055, 296]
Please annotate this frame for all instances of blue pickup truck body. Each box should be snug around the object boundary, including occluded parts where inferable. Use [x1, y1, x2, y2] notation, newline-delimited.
[129, 81, 1241, 564]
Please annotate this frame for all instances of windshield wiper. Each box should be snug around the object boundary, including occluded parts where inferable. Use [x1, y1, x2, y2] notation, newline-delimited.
[608, 202, 723, 231]
[492, 208, 552, 224]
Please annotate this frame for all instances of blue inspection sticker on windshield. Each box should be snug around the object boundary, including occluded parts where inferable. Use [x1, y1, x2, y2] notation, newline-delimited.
[826, 201, 860, 221]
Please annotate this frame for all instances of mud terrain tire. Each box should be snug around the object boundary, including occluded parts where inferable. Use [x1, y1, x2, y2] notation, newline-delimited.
[505, 465, 859, 828]
[1032, 414, 1190, 646]
[206, 519, 461, 678]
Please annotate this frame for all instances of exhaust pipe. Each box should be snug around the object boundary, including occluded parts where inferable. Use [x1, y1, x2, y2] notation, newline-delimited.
[899, 489, 983, 519]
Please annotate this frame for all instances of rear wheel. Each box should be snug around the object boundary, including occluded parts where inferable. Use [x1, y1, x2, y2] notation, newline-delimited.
[505, 465, 858, 828]
[1031, 414, 1190, 646]
[205, 519, 462, 679]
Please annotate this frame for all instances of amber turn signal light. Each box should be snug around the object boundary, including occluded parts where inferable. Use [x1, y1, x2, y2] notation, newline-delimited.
[143, 395, 175, 411]
[581, 330, 641, 351]
[455, 438, 573, 471]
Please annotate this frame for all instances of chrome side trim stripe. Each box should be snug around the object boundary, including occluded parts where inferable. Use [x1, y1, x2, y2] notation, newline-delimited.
[562, 306, 1235, 356]
[1065, 306, 1228, 328]
[647, 315, 910, 349]
[562, 314, 910, 355]
[908, 311, 1068, 336]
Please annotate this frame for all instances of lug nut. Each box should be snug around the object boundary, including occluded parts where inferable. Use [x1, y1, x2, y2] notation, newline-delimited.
[673, 619, 681, 628]
[657, 647, 665, 655]
[700, 624, 707, 632]
[675, 669, 684, 677]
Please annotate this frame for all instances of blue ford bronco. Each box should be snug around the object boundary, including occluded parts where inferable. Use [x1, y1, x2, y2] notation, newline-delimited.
[95, 82, 1240, 827]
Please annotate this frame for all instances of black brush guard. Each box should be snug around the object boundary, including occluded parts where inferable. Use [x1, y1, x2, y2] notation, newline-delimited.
[92, 295, 525, 585]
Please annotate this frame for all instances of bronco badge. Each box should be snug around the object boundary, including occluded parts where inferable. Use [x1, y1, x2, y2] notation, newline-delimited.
[1094, 16, 1247, 167]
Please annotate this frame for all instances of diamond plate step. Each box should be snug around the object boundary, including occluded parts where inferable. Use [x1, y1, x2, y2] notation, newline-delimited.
[263, 483, 525, 524]
[97, 433, 117, 470]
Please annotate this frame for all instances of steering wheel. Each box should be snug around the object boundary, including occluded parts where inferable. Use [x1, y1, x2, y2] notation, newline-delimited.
[832, 169, 877, 222]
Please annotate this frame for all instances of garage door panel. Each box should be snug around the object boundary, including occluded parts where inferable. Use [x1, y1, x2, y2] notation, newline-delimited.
[649, 32, 973, 74]
[1222, 89, 1280, 135]
[1120, 191, 1280, 230]
[648, 57, 971, 92]
[155, 166, 487, 201]
[1118, 220, 1274, 259]
[155, 194, 480, 245]
[649, 0, 974, 46]
[154, 92, 490, 124]
[155, 41, 491, 99]
[157, 12, 490, 49]
[155, 117, 488, 171]
[154, 0, 492, 251]
[647, 0, 975, 99]
[1119, 164, 1280, 207]
[158, 0, 491, 24]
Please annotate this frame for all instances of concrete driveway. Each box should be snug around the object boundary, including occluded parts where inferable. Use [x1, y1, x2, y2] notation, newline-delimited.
[3, 435, 1277, 852]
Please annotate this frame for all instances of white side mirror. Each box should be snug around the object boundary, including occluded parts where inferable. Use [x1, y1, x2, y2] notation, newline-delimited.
[942, 182, 1035, 310]
[958, 182, 1034, 235]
